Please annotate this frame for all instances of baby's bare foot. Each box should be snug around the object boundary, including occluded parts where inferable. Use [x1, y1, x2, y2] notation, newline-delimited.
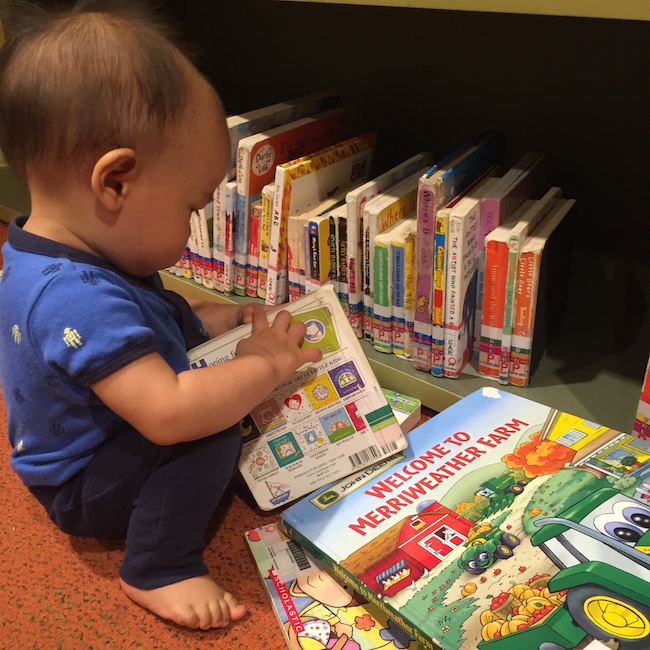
[119, 575, 247, 629]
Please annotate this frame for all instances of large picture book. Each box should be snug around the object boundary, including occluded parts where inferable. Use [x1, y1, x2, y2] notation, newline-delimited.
[187, 284, 407, 510]
[245, 521, 424, 650]
[266, 133, 378, 305]
[282, 386, 650, 650]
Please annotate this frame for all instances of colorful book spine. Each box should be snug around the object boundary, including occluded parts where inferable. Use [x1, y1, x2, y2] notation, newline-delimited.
[328, 209, 340, 297]
[287, 214, 303, 301]
[403, 225, 417, 358]
[431, 206, 448, 376]
[257, 182, 275, 300]
[372, 229, 394, 353]
[391, 216, 417, 356]
[478, 200, 535, 379]
[266, 133, 377, 305]
[212, 178, 227, 292]
[414, 130, 506, 372]
[443, 177, 499, 377]
[306, 212, 331, 294]
[635, 353, 650, 437]
[509, 199, 575, 386]
[223, 180, 237, 295]
[337, 208, 348, 310]
[345, 153, 432, 338]
[499, 187, 562, 383]
[236, 107, 349, 297]
[246, 199, 262, 297]
[362, 173, 420, 340]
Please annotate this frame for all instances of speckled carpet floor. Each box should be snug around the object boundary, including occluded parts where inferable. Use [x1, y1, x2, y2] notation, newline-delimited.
[0, 218, 432, 649]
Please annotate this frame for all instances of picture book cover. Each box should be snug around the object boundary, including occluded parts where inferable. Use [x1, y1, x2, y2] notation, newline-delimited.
[635, 352, 650, 438]
[245, 522, 424, 650]
[282, 387, 650, 650]
[187, 285, 407, 511]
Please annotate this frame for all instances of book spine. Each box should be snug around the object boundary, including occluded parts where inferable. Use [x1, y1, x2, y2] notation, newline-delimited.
[338, 215, 349, 312]
[266, 166, 289, 305]
[346, 192, 366, 337]
[307, 221, 320, 295]
[443, 215, 461, 376]
[257, 184, 274, 299]
[478, 239, 509, 378]
[373, 239, 392, 353]
[329, 214, 339, 296]
[509, 249, 538, 386]
[301, 221, 310, 296]
[391, 240, 406, 355]
[223, 180, 237, 295]
[499, 242, 520, 383]
[213, 178, 226, 292]
[414, 181, 434, 371]
[246, 200, 262, 297]
[431, 210, 447, 376]
[281, 520, 437, 650]
[287, 216, 301, 301]
[234, 144, 250, 296]
[404, 230, 417, 359]
[197, 206, 214, 289]
[189, 211, 202, 285]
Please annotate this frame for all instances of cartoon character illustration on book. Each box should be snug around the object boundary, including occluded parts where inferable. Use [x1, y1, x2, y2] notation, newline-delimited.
[323, 402, 650, 650]
[286, 569, 419, 650]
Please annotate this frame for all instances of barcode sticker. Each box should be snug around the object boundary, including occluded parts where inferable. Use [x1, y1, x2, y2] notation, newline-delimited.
[348, 445, 381, 469]
[267, 538, 316, 582]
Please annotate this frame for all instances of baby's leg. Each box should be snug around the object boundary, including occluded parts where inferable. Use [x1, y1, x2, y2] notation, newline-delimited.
[118, 423, 245, 628]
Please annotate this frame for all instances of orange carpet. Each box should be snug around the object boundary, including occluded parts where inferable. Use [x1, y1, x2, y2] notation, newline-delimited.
[0, 218, 432, 648]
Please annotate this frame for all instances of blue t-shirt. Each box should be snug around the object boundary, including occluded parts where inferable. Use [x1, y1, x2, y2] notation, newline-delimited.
[0, 216, 210, 487]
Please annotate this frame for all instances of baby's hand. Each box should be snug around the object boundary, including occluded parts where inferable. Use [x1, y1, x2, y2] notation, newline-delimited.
[235, 309, 322, 384]
[236, 303, 274, 327]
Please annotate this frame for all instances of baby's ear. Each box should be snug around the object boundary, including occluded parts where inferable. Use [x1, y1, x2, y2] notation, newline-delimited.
[91, 148, 137, 211]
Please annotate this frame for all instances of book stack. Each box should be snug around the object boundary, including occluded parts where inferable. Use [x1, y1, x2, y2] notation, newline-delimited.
[278, 386, 650, 650]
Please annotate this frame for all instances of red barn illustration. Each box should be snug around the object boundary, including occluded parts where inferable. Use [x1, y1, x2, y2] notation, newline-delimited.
[350, 501, 473, 597]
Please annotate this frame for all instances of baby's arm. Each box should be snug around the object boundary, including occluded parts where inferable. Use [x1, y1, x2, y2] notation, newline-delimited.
[185, 298, 267, 338]
[91, 309, 321, 446]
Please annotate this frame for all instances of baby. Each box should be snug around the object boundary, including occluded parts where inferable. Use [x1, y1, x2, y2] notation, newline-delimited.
[0, 0, 321, 631]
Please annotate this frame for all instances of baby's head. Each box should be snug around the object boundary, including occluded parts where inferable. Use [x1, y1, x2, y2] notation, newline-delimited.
[0, 0, 230, 276]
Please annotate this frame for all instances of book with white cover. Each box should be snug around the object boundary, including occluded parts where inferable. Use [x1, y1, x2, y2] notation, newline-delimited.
[188, 285, 407, 510]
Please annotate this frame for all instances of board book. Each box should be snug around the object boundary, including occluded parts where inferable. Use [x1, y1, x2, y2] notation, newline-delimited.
[443, 176, 500, 378]
[236, 107, 349, 296]
[257, 182, 276, 300]
[345, 153, 433, 337]
[414, 130, 506, 373]
[362, 172, 420, 341]
[282, 386, 650, 650]
[187, 284, 407, 510]
[245, 522, 424, 650]
[266, 132, 377, 305]
[498, 187, 562, 384]
[509, 199, 576, 387]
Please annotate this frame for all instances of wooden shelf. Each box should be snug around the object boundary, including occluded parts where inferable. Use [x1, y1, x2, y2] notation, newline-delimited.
[161, 255, 650, 437]
[278, 0, 650, 21]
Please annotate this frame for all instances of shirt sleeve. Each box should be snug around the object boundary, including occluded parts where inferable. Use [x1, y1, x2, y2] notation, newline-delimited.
[29, 268, 159, 386]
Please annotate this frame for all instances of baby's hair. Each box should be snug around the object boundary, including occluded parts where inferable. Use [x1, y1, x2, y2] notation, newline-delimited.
[0, 0, 198, 180]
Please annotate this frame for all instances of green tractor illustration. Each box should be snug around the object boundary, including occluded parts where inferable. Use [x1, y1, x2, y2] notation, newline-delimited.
[457, 522, 521, 575]
[476, 487, 650, 650]
[476, 473, 529, 517]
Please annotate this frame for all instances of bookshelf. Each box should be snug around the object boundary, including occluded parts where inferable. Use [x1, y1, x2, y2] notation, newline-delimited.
[279, 0, 650, 22]
[1, 0, 649, 436]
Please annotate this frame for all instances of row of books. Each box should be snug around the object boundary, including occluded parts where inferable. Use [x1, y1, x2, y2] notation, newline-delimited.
[252, 386, 650, 650]
[171, 92, 575, 387]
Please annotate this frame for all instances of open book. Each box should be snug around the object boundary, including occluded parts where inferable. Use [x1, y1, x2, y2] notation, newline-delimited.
[187, 285, 407, 510]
